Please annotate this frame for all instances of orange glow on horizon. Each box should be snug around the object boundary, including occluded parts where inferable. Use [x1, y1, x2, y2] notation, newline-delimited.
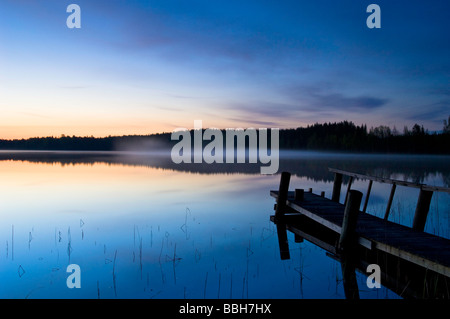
[0, 118, 297, 140]
[0, 125, 173, 140]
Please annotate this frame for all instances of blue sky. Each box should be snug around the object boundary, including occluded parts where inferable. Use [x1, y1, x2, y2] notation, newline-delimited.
[0, 0, 448, 138]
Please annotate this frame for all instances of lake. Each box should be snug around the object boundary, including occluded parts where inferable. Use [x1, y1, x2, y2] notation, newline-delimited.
[0, 151, 448, 299]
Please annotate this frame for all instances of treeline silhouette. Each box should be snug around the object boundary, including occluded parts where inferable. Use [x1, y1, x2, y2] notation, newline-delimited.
[0, 133, 173, 151]
[279, 121, 450, 154]
[0, 120, 449, 154]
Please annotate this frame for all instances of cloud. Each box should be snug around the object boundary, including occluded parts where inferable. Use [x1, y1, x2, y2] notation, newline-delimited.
[224, 116, 279, 128]
[311, 93, 388, 110]
[406, 100, 450, 122]
[93, 0, 329, 77]
[223, 100, 343, 129]
[218, 82, 391, 129]
[285, 85, 389, 112]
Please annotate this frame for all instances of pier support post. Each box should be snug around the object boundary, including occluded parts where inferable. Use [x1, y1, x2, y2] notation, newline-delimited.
[362, 180, 373, 213]
[338, 190, 363, 251]
[344, 176, 354, 206]
[332, 172, 343, 203]
[294, 189, 304, 201]
[274, 172, 291, 221]
[383, 184, 397, 220]
[412, 189, 433, 231]
[341, 256, 360, 300]
[276, 223, 290, 260]
[294, 233, 304, 243]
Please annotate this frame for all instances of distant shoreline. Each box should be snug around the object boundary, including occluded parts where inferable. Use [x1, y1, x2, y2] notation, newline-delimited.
[1, 121, 449, 155]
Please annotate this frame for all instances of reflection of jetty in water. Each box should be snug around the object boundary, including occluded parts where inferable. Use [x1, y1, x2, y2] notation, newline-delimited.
[270, 170, 450, 299]
[0, 151, 449, 187]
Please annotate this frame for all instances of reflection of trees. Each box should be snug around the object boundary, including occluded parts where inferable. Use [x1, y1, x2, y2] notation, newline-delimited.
[0, 151, 449, 187]
[443, 174, 450, 189]
[279, 155, 450, 186]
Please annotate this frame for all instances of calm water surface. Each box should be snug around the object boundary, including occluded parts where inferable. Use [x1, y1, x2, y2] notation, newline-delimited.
[0, 151, 448, 299]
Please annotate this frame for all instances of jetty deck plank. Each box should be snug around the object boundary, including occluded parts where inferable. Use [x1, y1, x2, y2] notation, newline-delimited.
[270, 190, 450, 277]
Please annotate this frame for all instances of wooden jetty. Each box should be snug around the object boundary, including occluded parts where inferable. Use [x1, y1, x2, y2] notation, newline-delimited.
[270, 169, 450, 298]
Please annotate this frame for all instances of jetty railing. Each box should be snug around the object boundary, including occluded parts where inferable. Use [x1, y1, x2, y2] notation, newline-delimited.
[329, 167, 450, 232]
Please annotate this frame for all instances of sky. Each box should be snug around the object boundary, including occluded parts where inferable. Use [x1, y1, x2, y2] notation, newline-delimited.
[0, 0, 449, 139]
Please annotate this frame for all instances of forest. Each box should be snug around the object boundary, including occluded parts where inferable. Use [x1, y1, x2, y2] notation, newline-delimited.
[0, 118, 449, 154]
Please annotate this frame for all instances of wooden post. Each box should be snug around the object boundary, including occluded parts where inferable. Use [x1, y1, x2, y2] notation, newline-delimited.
[331, 173, 343, 203]
[320, 191, 325, 197]
[343, 176, 354, 206]
[295, 189, 304, 201]
[341, 256, 360, 300]
[276, 223, 290, 260]
[362, 180, 373, 213]
[274, 172, 291, 221]
[308, 188, 313, 193]
[338, 190, 363, 251]
[383, 183, 396, 220]
[412, 189, 433, 231]
[294, 233, 303, 243]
